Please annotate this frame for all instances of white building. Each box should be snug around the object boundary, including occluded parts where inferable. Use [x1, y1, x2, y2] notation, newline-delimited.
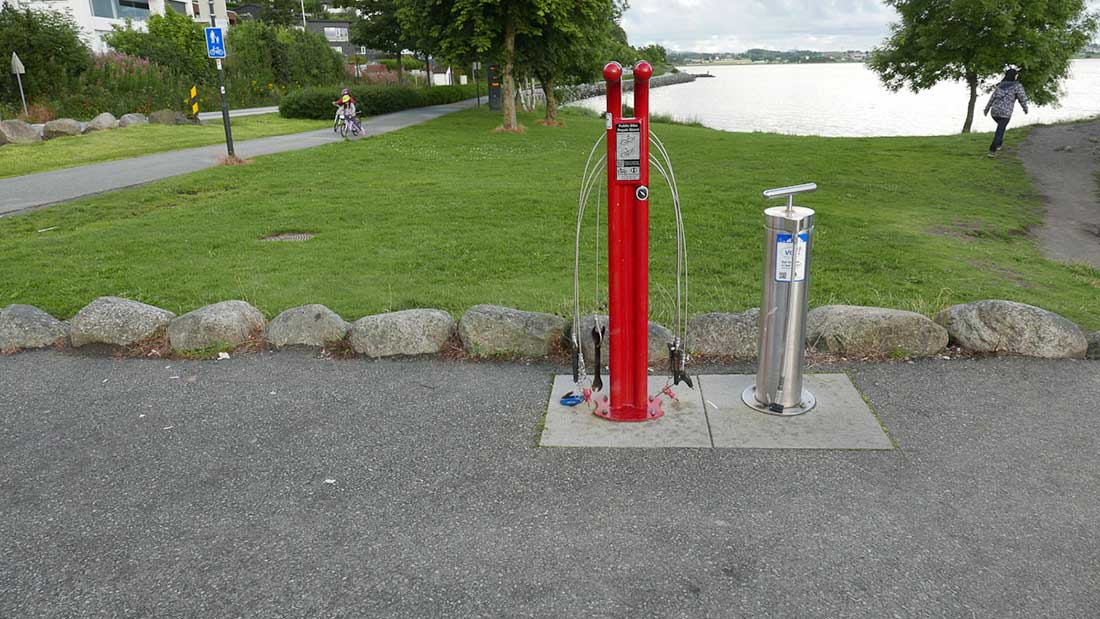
[1, 0, 228, 53]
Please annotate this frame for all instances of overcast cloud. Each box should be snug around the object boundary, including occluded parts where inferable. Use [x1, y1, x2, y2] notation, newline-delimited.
[622, 0, 1100, 52]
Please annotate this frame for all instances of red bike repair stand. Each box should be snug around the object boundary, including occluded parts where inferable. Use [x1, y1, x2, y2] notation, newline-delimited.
[597, 60, 661, 422]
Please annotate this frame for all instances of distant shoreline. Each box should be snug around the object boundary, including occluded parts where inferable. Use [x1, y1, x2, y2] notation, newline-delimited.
[681, 56, 1098, 66]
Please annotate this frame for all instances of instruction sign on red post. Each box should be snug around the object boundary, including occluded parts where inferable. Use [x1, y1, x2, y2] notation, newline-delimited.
[615, 121, 641, 182]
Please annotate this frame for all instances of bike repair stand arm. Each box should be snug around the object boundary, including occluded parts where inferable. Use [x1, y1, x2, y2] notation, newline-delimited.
[600, 60, 660, 422]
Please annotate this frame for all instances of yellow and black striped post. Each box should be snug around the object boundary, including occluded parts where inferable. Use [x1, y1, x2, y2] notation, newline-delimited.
[190, 86, 199, 116]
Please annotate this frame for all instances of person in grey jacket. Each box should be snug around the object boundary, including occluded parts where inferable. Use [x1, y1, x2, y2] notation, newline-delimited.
[983, 67, 1029, 157]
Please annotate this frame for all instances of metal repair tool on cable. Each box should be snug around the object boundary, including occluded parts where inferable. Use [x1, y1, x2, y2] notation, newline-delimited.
[742, 183, 818, 416]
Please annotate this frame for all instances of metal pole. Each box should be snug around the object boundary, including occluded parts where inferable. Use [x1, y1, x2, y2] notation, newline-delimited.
[475, 63, 480, 107]
[216, 59, 235, 157]
[300, 0, 307, 29]
[598, 60, 656, 422]
[631, 61, 653, 417]
[210, 5, 234, 157]
[15, 72, 27, 116]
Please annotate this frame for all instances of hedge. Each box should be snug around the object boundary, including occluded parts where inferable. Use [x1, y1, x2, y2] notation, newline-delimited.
[279, 84, 479, 120]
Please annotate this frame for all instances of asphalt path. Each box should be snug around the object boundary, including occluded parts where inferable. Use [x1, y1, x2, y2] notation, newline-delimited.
[0, 99, 477, 217]
[1, 352, 1098, 617]
[1020, 119, 1100, 268]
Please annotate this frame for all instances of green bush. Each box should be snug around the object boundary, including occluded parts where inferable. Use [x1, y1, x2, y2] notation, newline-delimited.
[0, 6, 91, 106]
[105, 11, 212, 85]
[379, 57, 425, 71]
[56, 53, 188, 118]
[277, 28, 345, 89]
[226, 20, 288, 91]
[279, 84, 478, 120]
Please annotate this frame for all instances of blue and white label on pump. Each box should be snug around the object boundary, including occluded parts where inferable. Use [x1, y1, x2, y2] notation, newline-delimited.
[205, 27, 226, 59]
[775, 232, 808, 282]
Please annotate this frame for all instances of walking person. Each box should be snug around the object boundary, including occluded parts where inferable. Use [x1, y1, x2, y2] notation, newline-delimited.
[984, 66, 1029, 157]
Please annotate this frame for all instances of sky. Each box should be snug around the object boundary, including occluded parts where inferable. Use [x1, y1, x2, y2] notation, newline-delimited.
[622, 0, 1100, 53]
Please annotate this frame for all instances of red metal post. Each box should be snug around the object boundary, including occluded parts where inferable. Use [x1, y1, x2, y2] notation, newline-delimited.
[600, 60, 657, 422]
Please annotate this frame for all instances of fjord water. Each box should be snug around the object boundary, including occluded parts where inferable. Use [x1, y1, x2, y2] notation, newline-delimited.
[576, 59, 1100, 137]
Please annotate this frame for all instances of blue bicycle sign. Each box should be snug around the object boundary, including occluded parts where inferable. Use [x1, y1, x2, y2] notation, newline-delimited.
[205, 27, 226, 59]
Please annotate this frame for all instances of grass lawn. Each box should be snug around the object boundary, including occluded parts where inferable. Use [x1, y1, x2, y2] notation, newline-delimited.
[0, 114, 327, 179]
[1, 107, 1097, 330]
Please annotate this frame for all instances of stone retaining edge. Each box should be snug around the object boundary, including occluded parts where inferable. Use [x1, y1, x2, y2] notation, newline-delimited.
[1, 298, 1095, 361]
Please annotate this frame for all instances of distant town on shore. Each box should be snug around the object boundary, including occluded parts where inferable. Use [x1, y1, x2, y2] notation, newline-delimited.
[672, 43, 1100, 65]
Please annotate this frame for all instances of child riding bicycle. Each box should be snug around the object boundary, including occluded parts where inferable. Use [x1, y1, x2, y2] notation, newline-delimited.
[332, 88, 361, 133]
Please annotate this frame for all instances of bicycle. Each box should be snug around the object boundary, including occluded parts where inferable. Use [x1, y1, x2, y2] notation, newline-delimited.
[333, 110, 361, 138]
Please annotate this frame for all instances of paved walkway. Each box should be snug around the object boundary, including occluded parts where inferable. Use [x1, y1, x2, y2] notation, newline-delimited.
[197, 105, 280, 121]
[1, 352, 1097, 617]
[1020, 119, 1100, 268]
[0, 99, 476, 216]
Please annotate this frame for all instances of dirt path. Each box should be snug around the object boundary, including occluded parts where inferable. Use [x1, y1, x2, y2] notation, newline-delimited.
[1019, 119, 1100, 268]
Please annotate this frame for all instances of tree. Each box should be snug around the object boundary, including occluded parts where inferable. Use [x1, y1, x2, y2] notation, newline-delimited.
[336, 0, 412, 82]
[257, 0, 305, 26]
[869, 0, 1098, 133]
[517, 0, 618, 125]
[636, 43, 666, 66]
[396, 0, 562, 131]
[0, 6, 91, 105]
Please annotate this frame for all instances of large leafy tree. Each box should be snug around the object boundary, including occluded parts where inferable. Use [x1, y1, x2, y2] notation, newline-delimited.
[517, 0, 620, 125]
[870, 0, 1098, 133]
[336, 0, 412, 82]
[397, 0, 564, 131]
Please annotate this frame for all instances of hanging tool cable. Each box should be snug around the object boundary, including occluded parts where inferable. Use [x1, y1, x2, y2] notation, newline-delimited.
[649, 131, 691, 388]
[591, 178, 606, 393]
[572, 132, 607, 388]
[652, 132, 689, 376]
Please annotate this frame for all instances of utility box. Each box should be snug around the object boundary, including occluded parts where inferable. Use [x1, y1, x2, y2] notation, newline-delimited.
[487, 65, 502, 110]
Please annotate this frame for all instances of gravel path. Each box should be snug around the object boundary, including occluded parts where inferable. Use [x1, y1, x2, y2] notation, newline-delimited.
[1019, 119, 1100, 268]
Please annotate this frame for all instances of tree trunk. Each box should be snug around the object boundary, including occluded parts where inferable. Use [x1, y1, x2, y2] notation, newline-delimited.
[542, 77, 558, 124]
[501, 15, 518, 130]
[396, 50, 404, 84]
[962, 71, 978, 133]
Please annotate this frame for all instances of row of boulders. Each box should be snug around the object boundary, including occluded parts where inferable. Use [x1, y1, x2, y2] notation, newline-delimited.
[691, 301, 1092, 360]
[0, 110, 195, 146]
[1, 298, 1096, 361]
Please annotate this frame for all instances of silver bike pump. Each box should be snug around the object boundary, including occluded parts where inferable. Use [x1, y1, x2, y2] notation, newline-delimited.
[742, 183, 818, 416]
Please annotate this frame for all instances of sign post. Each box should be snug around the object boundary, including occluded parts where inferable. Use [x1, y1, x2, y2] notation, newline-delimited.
[10, 52, 28, 116]
[204, 22, 234, 157]
[599, 60, 657, 421]
[473, 61, 481, 108]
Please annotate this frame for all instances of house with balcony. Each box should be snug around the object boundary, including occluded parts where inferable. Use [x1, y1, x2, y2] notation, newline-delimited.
[305, 19, 359, 58]
[0, 0, 230, 53]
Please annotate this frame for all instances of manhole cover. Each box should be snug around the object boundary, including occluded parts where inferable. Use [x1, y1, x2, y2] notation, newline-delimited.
[261, 232, 315, 242]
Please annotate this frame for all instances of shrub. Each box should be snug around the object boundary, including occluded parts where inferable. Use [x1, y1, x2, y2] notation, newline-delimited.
[226, 20, 288, 91]
[379, 57, 425, 71]
[279, 84, 479, 120]
[277, 28, 345, 89]
[0, 6, 91, 105]
[104, 11, 211, 85]
[57, 53, 188, 118]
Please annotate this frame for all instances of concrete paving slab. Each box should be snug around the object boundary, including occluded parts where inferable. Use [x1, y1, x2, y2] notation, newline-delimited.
[540, 375, 710, 448]
[702, 373, 894, 450]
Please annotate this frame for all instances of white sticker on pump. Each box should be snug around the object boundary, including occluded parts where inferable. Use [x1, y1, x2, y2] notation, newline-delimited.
[775, 233, 808, 282]
[615, 122, 641, 182]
